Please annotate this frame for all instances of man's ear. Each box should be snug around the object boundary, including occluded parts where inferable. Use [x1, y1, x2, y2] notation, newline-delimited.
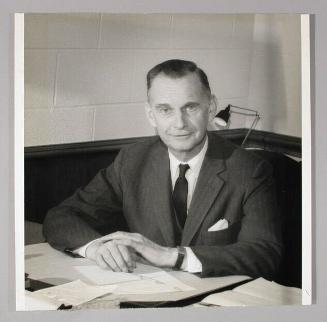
[145, 102, 157, 128]
[208, 94, 218, 122]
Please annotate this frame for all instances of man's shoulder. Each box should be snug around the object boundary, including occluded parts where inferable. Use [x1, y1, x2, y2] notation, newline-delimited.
[110, 136, 167, 176]
[117, 136, 164, 162]
[208, 132, 271, 175]
[121, 136, 161, 153]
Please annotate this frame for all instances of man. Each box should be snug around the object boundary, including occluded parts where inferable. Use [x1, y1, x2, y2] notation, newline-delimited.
[43, 59, 282, 279]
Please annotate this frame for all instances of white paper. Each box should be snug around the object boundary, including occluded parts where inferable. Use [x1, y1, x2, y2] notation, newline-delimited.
[201, 290, 277, 307]
[114, 279, 179, 295]
[74, 263, 194, 295]
[201, 278, 302, 306]
[115, 271, 195, 295]
[34, 279, 117, 306]
[139, 271, 195, 292]
[25, 291, 60, 311]
[74, 265, 141, 285]
[235, 278, 302, 305]
[132, 262, 161, 274]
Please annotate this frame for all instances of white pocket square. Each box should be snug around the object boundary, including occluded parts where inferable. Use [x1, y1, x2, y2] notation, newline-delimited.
[208, 219, 229, 232]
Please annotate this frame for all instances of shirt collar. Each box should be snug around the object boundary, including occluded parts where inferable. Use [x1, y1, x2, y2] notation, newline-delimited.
[168, 136, 208, 178]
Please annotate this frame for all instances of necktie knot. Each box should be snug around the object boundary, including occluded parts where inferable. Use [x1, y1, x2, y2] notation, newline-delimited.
[178, 164, 190, 178]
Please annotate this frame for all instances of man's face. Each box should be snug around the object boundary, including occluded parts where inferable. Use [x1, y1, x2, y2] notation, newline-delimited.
[146, 72, 216, 161]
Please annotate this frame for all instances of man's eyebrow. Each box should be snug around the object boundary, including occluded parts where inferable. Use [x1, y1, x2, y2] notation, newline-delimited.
[184, 101, 200, 105]
[183, 102, 200, 107]
[155, 103, 171, 109]
[154, 102, 200, 109]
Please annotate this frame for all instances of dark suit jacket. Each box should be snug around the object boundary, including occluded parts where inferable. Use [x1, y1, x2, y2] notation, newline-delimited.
[43, 132, 282, 279]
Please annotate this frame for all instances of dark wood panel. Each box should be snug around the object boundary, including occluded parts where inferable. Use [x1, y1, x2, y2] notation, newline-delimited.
[25, 129, 301, 158]
[25, 151, 119, 223]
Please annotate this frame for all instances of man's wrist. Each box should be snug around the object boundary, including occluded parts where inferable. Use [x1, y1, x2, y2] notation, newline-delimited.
[165, 247, 202, 272]
[164, 246, 187, 269]
[165, 247, 178, 268]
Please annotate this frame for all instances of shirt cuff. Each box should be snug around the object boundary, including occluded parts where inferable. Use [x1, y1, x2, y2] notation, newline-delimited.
[181, 247, 202, 273]
[72, 239, 98, 257]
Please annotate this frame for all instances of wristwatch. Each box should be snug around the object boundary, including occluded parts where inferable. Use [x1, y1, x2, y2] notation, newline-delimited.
[173, 246, 186, 270]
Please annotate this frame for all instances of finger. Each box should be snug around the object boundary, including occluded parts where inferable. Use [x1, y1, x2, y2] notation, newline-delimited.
[101, 246, 123, 272]
[114, 239, 145, 256]
[95, 251, 113, 271]
[105, 241, 129, 272]
[100, 231, 130, 242]
[117, 245, 136, 271]
[102, 231, 145, 243]
[115, 239, 160, 267]
[96, 245, 119, 271]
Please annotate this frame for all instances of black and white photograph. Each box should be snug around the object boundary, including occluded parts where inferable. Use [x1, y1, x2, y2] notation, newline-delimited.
[19, 13, 309, 311]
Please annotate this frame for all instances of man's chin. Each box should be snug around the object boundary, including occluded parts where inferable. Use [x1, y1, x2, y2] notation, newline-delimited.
[167, 141, 198, 153]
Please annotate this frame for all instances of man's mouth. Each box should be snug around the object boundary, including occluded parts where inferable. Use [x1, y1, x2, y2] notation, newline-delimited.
[169, 133, 192, 138]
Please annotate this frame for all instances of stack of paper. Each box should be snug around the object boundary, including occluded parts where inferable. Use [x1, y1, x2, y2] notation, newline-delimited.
[74, 265, 140, 285]
[115, 271, 195, 295]
[25, 263, 197, 310]
[24, 280, 116, 310]
[200, 278, 302, 306]
[74, 264, 195, 295]
[25, 291, 62, 311]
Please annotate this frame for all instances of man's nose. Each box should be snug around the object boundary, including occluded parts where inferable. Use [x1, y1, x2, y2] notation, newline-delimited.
[172, 111, 186, 129]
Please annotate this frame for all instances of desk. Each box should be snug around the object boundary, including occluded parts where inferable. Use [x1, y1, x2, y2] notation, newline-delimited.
[25, 243, 250, 307]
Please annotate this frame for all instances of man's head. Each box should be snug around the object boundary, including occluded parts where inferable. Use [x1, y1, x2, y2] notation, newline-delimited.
[145, 59, 217, 161]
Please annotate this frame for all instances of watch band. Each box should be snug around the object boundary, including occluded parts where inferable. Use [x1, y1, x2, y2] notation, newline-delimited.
[173, 246, 186, 270]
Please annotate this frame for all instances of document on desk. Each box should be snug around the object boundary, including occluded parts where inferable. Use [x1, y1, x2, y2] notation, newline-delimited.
[114, 271, 195, 295]
[25, 290, 61, 311]
[74, 262, 160, 285]
[74, 265, 141, 285]
[200, 277, 302, 306]
[74, 264, 195, 294]
[139, 272, 195, 291]
[33, 280, 117, 307]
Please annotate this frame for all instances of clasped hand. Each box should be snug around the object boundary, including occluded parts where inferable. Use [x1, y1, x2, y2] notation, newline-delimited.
[85, 231, 178, 272]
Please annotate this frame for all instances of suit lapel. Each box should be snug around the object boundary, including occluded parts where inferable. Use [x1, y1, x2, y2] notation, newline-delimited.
[181, 135, 226, 246]
[148, 140, 176, 246]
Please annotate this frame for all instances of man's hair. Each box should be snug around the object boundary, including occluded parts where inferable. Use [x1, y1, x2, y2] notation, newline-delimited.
[146, 59, 211, 96]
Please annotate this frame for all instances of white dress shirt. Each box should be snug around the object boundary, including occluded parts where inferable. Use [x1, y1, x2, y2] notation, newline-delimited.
[74, 136, 208, 273]
[168, 136, 208, 273]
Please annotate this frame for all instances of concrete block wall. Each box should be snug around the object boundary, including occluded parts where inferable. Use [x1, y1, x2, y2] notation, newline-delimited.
[24, 13, 301, 146]
[248, 14, 302, 137]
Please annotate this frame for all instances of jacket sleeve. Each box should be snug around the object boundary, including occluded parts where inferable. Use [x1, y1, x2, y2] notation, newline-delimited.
[191, 160, 283, 280]
[42, 150, 127, 251]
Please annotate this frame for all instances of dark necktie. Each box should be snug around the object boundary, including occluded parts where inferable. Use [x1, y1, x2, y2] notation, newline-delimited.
[172, 164, 190, 229]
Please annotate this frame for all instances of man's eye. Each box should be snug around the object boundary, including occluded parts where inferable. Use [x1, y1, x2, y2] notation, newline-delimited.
[159, 107, 171, 114]
[186, 105, 198, 112]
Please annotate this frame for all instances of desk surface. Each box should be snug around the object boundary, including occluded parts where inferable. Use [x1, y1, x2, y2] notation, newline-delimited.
[25, 243, 250, 305]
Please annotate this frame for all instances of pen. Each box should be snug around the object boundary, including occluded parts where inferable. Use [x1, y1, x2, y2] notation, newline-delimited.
[57, 304, 73, 310]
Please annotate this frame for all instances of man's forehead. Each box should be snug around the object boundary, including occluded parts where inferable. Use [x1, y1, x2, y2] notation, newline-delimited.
[148, 72, 206, 100]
